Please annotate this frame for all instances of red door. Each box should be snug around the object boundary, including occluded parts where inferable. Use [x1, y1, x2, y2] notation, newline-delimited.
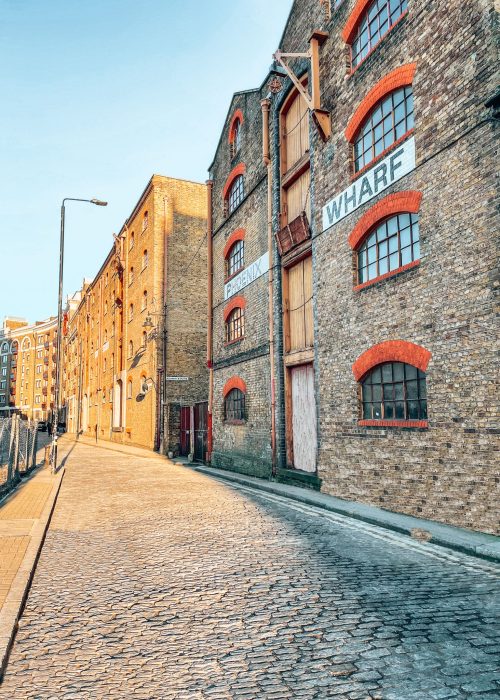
[180, 407, 191, 457]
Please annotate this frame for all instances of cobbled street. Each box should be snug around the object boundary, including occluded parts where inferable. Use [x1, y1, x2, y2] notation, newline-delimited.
[0, 441, 499, 700]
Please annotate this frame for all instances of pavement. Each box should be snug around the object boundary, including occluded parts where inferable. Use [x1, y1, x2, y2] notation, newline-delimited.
[0, 434, 65, 680]
[0, 439, 498, 699]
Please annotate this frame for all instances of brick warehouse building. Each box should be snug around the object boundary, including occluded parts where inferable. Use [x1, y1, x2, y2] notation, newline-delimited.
[208, 0, 499, 533]
[62, 175, 208, 455]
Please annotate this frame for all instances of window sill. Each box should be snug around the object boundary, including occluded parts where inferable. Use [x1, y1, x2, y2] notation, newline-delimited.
[359, 419, 428, 429]
[354, 259, 420, 291]
[224, 337, 245, 347]
[352, 129, 414, 182]
[224, 268, 244, 284]
[347, 11, 408, 78]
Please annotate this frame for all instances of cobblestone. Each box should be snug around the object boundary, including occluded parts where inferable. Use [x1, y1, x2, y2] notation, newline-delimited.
[0, 442, 498, 699]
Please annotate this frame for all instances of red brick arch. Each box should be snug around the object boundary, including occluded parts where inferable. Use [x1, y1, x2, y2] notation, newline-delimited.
[223, 229, 245, 258]
[222, 163, 246, 200]
[228, 109, 244, 143]
[343, 0, 382, 44]
[352, 340, 431, 381]
[348, 191, 422, 250]
[223, 376, 247, 397]
[345, 64, 417, 143]
[223, 295, 246, 321]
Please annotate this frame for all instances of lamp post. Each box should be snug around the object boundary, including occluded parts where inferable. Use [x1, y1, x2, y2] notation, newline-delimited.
[50, 197, 107, 473]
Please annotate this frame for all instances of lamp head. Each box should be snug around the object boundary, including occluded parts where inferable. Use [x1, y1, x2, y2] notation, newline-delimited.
[143, 316, 154, 329]
[90, 199, 108, 206]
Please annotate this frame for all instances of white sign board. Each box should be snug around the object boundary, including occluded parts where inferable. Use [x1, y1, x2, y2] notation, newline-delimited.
[322, 137, 416, 232]
[224, 252, 269, 300]
[165, 376, 189, 381]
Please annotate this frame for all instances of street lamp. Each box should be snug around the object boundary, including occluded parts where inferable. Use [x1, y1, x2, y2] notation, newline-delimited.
[50, 197, 107, 472]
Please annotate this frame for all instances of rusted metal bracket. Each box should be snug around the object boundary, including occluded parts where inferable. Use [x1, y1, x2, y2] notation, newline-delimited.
[273, 30, 331, 142]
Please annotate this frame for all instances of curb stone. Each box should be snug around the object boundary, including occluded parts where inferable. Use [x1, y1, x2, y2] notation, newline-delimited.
[189, 464, 500, 565]
[0, 466, 65, 681]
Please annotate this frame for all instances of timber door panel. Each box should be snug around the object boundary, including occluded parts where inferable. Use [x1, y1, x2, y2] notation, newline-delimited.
[180, 407, 191, 457]
[194, 401, 208, 463]
[291, 364, 316, 473]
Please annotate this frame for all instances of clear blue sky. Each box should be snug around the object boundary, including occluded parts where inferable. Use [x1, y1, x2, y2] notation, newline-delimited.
[0, 0, 292, 323]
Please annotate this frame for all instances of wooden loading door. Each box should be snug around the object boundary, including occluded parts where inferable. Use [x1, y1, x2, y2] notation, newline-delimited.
[291, 364, 317, 472]
[194, 401, 208, 463]
[179, 407, 191, 457]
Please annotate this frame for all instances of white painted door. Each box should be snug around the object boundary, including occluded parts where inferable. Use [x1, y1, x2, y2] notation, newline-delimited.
[291, 364, 317, 473]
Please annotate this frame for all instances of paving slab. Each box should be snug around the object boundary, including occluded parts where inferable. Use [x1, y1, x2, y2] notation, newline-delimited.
[0, 443, 67, 681]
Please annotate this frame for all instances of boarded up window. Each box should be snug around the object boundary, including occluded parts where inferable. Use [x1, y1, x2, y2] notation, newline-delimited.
[287, 256, 313, 351]
[286, 168, 311, 223]
[284, 91, 310, 171]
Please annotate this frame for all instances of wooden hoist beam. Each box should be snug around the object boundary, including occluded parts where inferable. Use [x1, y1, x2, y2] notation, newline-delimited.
[273, 30, 331, 142]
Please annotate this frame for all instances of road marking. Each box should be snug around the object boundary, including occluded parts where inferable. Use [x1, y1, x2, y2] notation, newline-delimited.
[221, 480, 500, 576]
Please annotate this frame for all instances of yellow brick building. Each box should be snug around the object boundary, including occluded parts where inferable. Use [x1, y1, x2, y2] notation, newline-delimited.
[0, 316, 58, 421]
[62, 175, 208, 453]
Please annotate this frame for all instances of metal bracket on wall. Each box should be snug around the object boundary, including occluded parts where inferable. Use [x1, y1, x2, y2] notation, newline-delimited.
[273, 30, 331, 142]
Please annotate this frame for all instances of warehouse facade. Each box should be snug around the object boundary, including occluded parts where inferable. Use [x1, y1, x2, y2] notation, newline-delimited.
[63, 175, 208, 454]
[208, 0, 499, 533]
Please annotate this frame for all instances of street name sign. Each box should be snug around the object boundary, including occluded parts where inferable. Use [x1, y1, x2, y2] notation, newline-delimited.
[322, 137, 416, 232]
[165, 376, 189, 381]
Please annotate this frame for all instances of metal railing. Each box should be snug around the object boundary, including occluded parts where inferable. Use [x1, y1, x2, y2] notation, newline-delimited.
[0, 416, 39, 497]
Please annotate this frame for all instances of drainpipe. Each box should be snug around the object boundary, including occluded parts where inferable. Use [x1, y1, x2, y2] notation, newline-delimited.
[261, 97, 277, 477]
[206, 180, 214, 464]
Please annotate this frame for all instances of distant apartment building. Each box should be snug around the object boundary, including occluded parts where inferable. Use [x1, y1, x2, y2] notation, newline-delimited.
[62, 175, 208, 454]
[0, 316, 58, 421]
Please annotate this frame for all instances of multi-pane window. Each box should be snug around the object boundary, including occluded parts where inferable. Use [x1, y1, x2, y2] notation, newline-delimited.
[224, 388, 246, 421]
[225, 307, 245, 343]
[352, 0, 407, 68]
[361, 362, 427, 421]
[358, 213, 420, 283]
[226, 240, 244, 278]
[227, 176, 244, 215]
[354, 86, 414, 172]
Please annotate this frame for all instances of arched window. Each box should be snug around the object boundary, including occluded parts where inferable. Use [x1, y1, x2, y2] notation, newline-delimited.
[227, 176, 244, 215]
[225, 307, 245, 343]
[129, 232, 135, 250]
[142, 330, 147, 347]
[142, 211, 148, 232]
[22, 338, 30, 351]
[129, 266, 134, 285]
[224, 388, 246, 422]
[350, 0, 407, 69]
[142, 249, 148, 269]
[103, 358, 107, 372]
[354, 86, 414, 172]
[142, 290, 148, 311]
[127, 379, 133, 399]
[104, 301, 108, 315]
[361, 362, 427, 421]
[230, 119, 241, 158]
[1, 342, 7, 353]
[109, 387, 113, 403]
[129, 340, 134, 357]
[357, 212, 420, 284]
[104, 330, 108, 343]
[226, 240, 244, 278]
[129, 303, 134, 321]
